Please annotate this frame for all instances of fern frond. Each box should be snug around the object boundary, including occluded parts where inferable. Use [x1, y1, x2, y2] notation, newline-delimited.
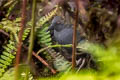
[36, 5, 59, 27]
[22, 28, 31, 41]
[5, 0, 18, 17]
[26, 5, 59, 44]
[0, 18, 21, 42]
[0, 18, 20, 32]
[0, 67, 33, 80]
[53, 52, 71, 71]
[46, 48, 71, 72]
[0, 40, 16, 77]
[37, 24, 52, 46]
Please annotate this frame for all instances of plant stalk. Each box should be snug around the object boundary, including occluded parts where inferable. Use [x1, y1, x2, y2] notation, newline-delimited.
[27, 0, 37, 64]
[72, 0, 79, 69]
[15, 0, 27, 80]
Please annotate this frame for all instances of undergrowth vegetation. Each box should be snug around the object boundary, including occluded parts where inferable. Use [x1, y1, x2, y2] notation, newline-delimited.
[0, 0, 120, 80]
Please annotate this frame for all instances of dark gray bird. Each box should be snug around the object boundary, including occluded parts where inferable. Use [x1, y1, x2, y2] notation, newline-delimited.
[48, 16, 97, 69]
[48, 16, 85, 45]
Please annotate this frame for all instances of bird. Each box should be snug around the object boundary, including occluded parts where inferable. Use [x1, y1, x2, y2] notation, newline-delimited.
[48, 16, 85, 45]
[47, 16, 86, 60]
[47, 16, 97, 70]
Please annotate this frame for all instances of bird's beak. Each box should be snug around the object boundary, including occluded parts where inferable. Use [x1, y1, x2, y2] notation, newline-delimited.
[47, 23, 54, 32]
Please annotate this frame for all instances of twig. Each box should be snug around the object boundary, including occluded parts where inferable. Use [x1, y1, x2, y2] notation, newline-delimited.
[76, 58, 86, 73]
[15, 0, 27, 80]
[72, 0, 79, 69]
[23, 46, 56, 74]
[36, 44, 72, 55]
[3, 0, 16, 8]
[0, 29, 9, 37]
[32, 51, 57, 74]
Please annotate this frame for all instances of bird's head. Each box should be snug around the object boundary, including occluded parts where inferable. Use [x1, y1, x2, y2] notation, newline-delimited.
[47, 16, 64, 31]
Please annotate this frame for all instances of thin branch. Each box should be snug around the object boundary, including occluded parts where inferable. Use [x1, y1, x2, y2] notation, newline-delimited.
[32, 51, 56, 74]
[23, 46, 56, 74]
[15, 0, 27, 79]
[76, 58, 86, 72]
[0, 29, 9, 37]
[36, 44, 72, 55]
[72, 0, 79, 69]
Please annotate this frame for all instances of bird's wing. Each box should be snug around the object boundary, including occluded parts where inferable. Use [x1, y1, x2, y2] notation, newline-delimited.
[54, 28, 73, 44]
